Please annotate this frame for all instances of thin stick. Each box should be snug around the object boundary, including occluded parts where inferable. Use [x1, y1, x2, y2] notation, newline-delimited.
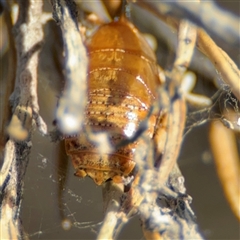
[97, 182, 124, 240]
[173, 20, 197, 76]
[157, 98, 187, 182]
[159, 17, 196, 182]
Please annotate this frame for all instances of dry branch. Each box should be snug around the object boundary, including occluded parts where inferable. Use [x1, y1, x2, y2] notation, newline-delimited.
[0, 1, 45, 239]
[50, 0, 88, 135]
[5, 2, 47, 140]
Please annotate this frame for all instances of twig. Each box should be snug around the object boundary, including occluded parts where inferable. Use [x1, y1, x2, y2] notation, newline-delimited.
[50, 0, 88, 135]
[158, 18, 196, 183]
[0, 1, 45, 239]
[97, 181, 124, 240]
[8, 0, 47, 139]
[116, 5, 201, 239]
[0, 140, 31, 240]
[0, 1, 16, 150]
[125, 167, 203, 239]
[157, 97, 187, 182]
[131, 0, 239, 47]
[172, 20, 197, 77]
[140, 194, 203, 240]
[130, 1, 240, 102]
[167, 164, 186, 194]
[137, 161, 203, 238]
[97, 11, 199, 239]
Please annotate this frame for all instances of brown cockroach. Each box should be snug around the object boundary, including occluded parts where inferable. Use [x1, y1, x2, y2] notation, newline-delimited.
[65, 16, 164, 185]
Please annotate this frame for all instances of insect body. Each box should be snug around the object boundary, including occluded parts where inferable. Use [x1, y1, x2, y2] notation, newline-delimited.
[65, 17, 163, 185]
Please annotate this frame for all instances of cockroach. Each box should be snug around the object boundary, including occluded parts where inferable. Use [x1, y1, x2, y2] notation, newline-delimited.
[65, 16, 164, 185]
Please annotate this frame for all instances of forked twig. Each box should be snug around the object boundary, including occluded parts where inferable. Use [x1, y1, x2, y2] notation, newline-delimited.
[132, 1, 240, 102]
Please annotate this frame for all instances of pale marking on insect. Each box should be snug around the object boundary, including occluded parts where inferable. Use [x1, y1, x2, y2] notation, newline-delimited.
[87, 100, 148, 111]
[89, 67, 154, 98]
[88, 48, 154, 63]
[90, 92, 132, 98]
[89, 91, 149, 109]
[126, 112, 138, 121]
[86, 121, 138, 135]
[86, 110, 139, 123]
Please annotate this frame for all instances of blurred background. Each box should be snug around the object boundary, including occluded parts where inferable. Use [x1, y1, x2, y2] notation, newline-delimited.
[0, 1, 239, 239]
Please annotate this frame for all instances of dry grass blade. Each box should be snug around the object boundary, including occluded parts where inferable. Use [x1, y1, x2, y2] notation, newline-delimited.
[157, 97, 187, 183]
[209, 119, 240, 221]
[50, 0, 88, 135]
[197, 29, 240, 101]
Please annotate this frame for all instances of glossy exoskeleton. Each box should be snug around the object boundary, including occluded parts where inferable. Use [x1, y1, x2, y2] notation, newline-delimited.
[65, 17, 164, 185]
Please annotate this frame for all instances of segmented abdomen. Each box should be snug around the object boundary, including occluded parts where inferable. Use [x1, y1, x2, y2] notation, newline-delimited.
[65, 19, 160, 184]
